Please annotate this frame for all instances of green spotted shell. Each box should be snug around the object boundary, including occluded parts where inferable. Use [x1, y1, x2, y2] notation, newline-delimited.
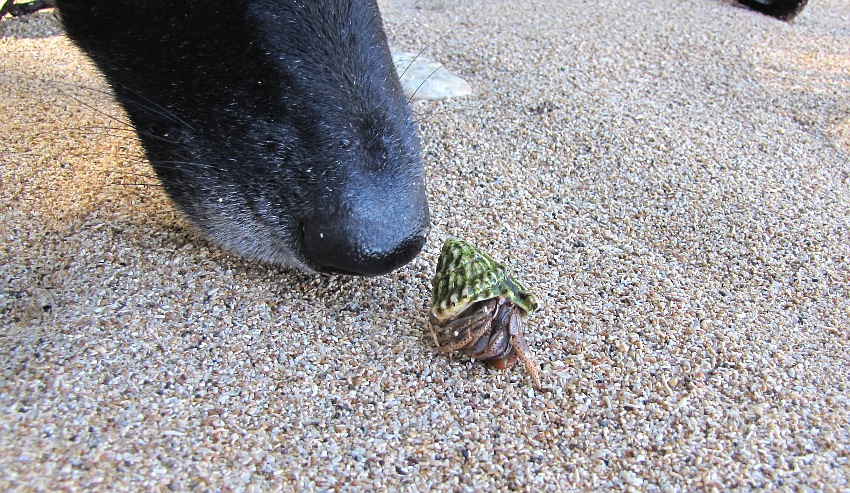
[431, 238, 539, 323]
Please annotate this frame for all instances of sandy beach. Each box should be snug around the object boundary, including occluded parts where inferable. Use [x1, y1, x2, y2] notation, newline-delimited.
[1, 0, 848, 490]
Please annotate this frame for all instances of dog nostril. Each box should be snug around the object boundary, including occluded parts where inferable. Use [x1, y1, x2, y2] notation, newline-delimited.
[300, 174, 430, 276]
[302, 219, 428, 277]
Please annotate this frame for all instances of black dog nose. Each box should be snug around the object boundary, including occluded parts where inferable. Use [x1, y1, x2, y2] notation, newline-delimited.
[302, 204, 429, 277]
[305, 227, 427, 276]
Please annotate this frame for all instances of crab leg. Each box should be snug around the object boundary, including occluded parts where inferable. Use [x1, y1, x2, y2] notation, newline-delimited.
[511, 323, 542, 389]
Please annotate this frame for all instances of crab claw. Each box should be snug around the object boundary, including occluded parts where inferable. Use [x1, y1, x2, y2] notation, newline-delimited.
[485, 348, 518, 370]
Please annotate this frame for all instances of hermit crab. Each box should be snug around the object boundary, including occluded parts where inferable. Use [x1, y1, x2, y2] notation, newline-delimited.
[429, 238, 542, 388]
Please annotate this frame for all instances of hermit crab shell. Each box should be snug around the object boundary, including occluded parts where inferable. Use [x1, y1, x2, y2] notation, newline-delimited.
[430, 238, 539, 323]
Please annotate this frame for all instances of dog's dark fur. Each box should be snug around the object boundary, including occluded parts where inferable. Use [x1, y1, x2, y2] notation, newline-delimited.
[54, 0, 429, 276]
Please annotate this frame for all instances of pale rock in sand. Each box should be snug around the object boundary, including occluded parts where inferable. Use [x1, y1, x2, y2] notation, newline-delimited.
[392, 50, 473, 100]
